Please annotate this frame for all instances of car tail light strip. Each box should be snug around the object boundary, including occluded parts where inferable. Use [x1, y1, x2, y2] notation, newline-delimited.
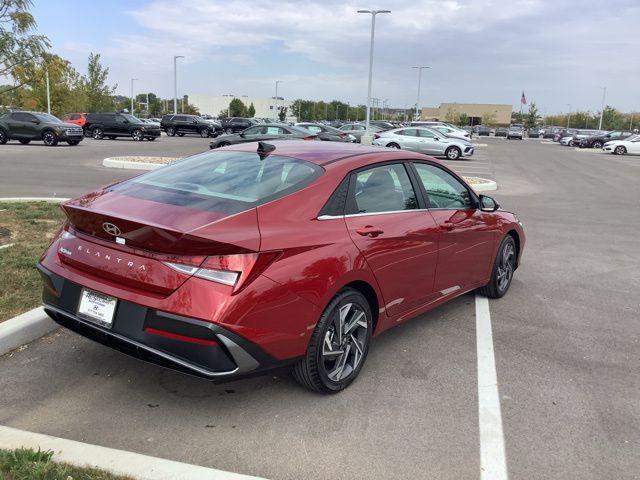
[163, 251, 281, 293]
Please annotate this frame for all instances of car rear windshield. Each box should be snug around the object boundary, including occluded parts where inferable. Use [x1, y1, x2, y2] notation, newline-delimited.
[111, 150, 323, 214]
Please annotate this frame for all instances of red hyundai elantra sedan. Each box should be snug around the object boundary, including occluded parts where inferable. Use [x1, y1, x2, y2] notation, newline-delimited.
[38, 141, 524, 393]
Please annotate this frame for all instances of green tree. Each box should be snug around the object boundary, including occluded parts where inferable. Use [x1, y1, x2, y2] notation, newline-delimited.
[228, 98, 246, 117]
[81, 53, 115, 112]
[524, 102, 539, 129]
[482, 111, 497, 126]
[278, 106, 287, 121]
[456, 113, 469, 127]
[0, 0, 50, 97]
[247, 102, 255, 117]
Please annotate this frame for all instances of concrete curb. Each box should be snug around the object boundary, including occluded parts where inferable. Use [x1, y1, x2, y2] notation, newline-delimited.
[465, 177, 498, 192]
[0, 424, 265, 480]
[0, 197, 70, 203]
[472, 143, 488, 147]
[0, 307, 58, 356]
[102, 157, 164, 170]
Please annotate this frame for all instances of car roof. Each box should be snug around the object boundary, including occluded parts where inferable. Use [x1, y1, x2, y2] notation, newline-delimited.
[222, 140, 431, 168]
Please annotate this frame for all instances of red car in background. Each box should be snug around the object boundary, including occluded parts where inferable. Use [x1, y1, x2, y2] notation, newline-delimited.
[38, 141, 524, 393]
[61, 113, 87, 127]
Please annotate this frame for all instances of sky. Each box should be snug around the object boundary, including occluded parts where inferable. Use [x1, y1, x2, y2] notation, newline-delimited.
[30, 0, 640, 114]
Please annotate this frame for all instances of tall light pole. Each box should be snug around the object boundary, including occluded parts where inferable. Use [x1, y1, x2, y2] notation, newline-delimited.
[358, 9, 391, 142]
[412, 66, 429, 121]
[130, 78, 137, 114]
[45, 70, 51, 115]
[598, 86, 607, 130]
[566, 103, 572, 128]
[223, 94, 234, 118]
[274, 80, 283, 121]
[173, 55, 184, 115]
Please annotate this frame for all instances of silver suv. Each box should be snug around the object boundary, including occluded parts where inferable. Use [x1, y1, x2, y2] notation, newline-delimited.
[373, 127, 474, 160]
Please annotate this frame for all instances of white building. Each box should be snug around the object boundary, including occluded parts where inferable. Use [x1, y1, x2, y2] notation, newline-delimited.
[189, 95, 294, 119]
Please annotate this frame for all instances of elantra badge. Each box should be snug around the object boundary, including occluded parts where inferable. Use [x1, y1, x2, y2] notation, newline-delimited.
[102, 222, 121, 237]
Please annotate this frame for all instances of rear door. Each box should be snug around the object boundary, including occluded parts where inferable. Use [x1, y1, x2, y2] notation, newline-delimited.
[410, 162, 498, 292]
[7, 112, 34, 137]
[344, 162, 440, 316]
[393, 129, 421, 151]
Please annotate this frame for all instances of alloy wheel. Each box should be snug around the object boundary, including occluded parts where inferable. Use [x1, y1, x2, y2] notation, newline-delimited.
[593, 142, 602, 149]
[0, 130, 7, 144]
[321, 303, 368, 382]
[132, 130, 143, 141]
[200, 128, 210, 138]
[496, 241, 515, 293]
[388, 143, 400, 149]
[615, 146, 626, 155]
[166, 127, 175, 136]
[446, 147, 460, 160]
[43, 131, 57, 146]
[93, 128, 103, 140]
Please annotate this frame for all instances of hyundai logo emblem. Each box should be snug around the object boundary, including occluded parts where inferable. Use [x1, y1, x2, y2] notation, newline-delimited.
[102, 222, 122, 237]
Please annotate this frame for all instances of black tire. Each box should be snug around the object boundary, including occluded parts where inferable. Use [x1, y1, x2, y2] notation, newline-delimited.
[166, 126, 176, 137]
[478, 235, 517, 299]
[592, 141, 603, 149]
[0, 129, 7, 144]
[445, 146, 461, 160]
[108, 135, 117, 140]
[19, 139, 31, 145]
[42, 130, 58, 146]
[177, 132, 185, 137]
[92, 128, 104, 140]
[217, 141, 230, 148]
[200, 127, 210, 138]
[614, 145, 627, 155]
[132, 129, 144, 141]
[387, 142, 400, 149]
[148, 137, 156, 141]
[292, 288, 372, 394]
[66, 139, 80, 146]
[225, 128, 233, 134]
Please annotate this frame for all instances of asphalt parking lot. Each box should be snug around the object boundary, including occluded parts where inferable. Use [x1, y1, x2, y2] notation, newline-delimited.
[1, 138, 639, 479]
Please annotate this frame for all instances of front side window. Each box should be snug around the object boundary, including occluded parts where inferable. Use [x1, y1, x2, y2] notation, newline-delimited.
[348, 164, 418, 215]
[114, 151, 322, 214]
[418, 129, 438, 139]
[413, 163, 473, 209]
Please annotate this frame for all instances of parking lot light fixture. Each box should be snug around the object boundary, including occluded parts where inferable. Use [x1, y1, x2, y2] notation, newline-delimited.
[173, 55, 184, 115]
[411, 66, 430, 121]
[274, 81, 283, 121]
[598, 87, 607, 130]
[130, 78, 138, 114]
[358, 9, 391, 141]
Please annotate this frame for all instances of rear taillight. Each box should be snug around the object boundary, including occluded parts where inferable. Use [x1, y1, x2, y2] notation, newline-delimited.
[302, 136, 315, 140]
[339, 133, 346, 138]
[164, 251, 281, 294]
[374, 134, 380, 139]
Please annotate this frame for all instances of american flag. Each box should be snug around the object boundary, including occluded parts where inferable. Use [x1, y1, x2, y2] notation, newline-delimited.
[521, 92, 527, 105]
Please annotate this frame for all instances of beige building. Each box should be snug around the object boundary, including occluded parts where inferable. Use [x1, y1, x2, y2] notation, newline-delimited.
[421, 103, 512, 126]
[189, 95, 294, 120]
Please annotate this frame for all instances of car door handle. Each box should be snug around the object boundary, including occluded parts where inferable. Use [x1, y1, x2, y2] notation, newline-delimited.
[441, 221, 455, 231]
[356, 226, 384, 237]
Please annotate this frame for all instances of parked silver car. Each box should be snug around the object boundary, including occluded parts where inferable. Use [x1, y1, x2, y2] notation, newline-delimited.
[373, 127, 474, 160]
[338, 123, 383, 143]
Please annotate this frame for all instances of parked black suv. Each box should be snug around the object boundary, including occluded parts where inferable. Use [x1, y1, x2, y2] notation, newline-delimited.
[160, 114, 222, 138]
[0, 111, 84, 146]
[220, 117, 258, 134]
[579, 130, 634, 149]
[84, 113, 161, 141]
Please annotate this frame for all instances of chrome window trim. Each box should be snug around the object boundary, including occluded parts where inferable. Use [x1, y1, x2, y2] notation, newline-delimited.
[317, 208, 430, 221]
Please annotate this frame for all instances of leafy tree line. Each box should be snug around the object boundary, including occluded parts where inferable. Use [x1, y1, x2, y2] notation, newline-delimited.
[543, 106, 636, 131]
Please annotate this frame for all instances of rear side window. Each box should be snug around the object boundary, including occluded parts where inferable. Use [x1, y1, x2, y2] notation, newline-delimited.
[347, 163, 418, 214]
[113, 151, 323, 213]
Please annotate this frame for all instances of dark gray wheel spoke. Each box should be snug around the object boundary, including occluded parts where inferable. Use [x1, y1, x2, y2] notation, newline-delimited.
[322, 301, 369, 383]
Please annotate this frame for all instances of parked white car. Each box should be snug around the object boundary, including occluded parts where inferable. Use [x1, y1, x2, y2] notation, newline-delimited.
[603, 135, 640, 155]
[373, 127, 474, 160]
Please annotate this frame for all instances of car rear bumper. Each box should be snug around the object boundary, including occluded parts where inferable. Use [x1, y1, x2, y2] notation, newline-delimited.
[38, 264, 293, 381]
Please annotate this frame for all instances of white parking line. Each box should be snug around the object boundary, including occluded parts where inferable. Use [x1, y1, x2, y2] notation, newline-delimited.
[475, 294, 508, 480]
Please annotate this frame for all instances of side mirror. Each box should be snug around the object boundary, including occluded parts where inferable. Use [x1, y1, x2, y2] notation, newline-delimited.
[479, 195, 499, 212]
